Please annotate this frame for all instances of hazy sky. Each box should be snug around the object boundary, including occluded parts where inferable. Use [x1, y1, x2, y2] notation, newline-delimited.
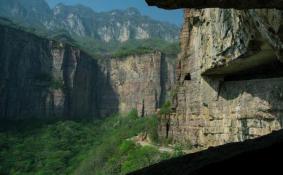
[45, 0, 183, 26]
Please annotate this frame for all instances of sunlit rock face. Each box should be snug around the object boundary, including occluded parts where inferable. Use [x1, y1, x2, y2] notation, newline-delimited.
[158, 8, 283, 149]
[99, 53, 175, 116]
[0, 24, 175, 120]
[146, 0, 283, 9]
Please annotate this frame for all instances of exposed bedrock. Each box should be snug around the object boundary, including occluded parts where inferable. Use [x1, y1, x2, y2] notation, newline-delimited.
[99, 53, 175, 117]
[0, 24, 175, 120]
[158, 8, 283, 149]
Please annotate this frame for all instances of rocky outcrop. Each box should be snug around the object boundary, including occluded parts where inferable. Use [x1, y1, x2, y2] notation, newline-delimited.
[146, 0, 283, 9]
[0, 23, 175, 120]
[158, 9, 283, 149]
[129, 129, 283, 175]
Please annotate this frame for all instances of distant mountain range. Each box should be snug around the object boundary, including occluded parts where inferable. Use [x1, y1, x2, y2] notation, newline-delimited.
[0, 0, 179, 43]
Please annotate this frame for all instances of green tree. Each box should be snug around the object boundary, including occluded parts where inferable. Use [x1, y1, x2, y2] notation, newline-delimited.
[160, 101, 172, 115]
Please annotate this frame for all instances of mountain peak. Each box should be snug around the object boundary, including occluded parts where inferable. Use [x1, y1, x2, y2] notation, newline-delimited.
[54, 3, 94, 13]
[0, 1, 179, 43]
[125, 7, 140, 16]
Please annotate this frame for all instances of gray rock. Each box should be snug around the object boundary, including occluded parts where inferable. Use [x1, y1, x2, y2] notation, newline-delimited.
[0, 23, 175, 119]
[158, 9, 283, 149]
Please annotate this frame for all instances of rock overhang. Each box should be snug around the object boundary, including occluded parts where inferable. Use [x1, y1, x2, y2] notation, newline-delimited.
[145, 0, 283, 9]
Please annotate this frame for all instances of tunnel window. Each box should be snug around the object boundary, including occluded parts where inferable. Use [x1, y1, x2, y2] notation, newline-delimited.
[184, 73, 192, 81]
[166, 121, 170, 139]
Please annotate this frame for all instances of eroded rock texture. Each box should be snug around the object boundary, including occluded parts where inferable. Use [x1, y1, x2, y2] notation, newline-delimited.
[146, 0, 283, 9]
[0, 24, 175, 119]
[99, 53, 175, 116]
[158, 9, 283, 149]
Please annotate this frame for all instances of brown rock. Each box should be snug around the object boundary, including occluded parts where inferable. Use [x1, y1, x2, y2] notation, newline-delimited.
[158, 9, 283, 149]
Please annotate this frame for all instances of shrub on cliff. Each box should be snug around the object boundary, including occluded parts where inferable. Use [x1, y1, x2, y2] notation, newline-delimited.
[146, 115, 159, 143]
[50, 78, 64, 90]
[127, 108, 139, 118]
[160, 101, 172, 115]
[111, 39, 179, 58]
[173, 144, 185, 157]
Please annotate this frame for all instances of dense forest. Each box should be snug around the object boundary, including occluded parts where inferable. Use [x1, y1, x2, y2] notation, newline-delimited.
[0, 110, 182, 175]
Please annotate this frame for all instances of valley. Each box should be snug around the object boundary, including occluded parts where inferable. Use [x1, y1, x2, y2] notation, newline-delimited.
[0, 0, 283, 175]
[0, 1, 179, 174]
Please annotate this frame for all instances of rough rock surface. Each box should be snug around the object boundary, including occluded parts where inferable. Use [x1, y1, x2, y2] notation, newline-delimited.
[99, 53, 175, 116]
[0, 24, 175, 119]
[158, 9, 283, 149]
[146, 0, 283, 9]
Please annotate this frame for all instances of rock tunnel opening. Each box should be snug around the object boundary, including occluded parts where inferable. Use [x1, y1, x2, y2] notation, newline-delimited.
[224, 59, 283, 81]
[166, 120, 170, 138]
[184, 73, 192, 81]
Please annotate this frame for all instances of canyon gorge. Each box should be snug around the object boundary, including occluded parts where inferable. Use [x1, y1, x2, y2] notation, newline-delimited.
[0, 0, 282, 154]
[0, 0, 283, 174]
[0, 23, 175, 120]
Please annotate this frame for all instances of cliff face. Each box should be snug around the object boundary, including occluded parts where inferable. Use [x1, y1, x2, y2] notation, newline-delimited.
[99, 53, 175, 116]
[158, 9, 283, 148]
[0, 24, 108, 119]
[0, 24, 175, 119]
